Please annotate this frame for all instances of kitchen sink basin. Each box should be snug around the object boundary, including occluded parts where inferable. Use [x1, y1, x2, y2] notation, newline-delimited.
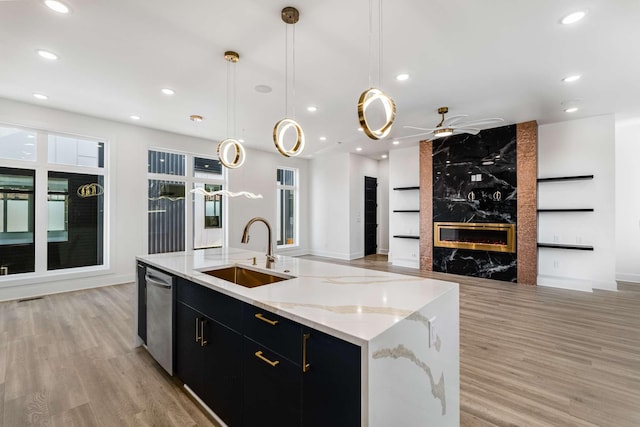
[201, 266, 293, 288]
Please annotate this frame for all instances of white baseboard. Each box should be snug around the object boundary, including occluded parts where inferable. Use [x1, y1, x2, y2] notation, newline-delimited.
[537, 274, 618, 293]
[616, 272, 640, 283]
[378, 248, 389, 255]
[391, 259, 419, 269]
[309, 249, 352, 260]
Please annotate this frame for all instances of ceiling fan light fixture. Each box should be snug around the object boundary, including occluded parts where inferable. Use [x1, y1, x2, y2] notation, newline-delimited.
[434, 127, 454, 138]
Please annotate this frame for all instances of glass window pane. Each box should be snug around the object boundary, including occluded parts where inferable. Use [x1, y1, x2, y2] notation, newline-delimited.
[47, 172, 104, 270]
[148, 179, 185, 254]
[277, 188, 295, 245]
[0, 126, 37, 162]
[48, 135, 104, 168]
[148, 151, 185, 176]
[0, 167, 35, 275]
[277, 168, 295, 186]
[193, 183, 223, 249]
[194, 156, 223, 178]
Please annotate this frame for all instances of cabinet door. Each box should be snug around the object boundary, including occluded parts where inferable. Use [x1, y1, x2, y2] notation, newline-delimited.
[201, 318, 243, 427]
[243, 338, 302, 427]
[175, 302, 204, 395]
[302, 329, 361, 427]
[136, 262, 146, 343]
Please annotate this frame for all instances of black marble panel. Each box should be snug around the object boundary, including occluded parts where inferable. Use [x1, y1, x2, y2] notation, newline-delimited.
[431, 124, 517, 282]
[433, 248, 517, 283]
[433, 125, 517, 224]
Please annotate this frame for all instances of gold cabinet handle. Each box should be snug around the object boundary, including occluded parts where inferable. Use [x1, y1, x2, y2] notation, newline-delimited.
[195, 317, 201, 343]
[255, 351, 279, 367]
[200, 319, 208, 347]
[255, 313, 279, 326]
[302, 333, 311, 373]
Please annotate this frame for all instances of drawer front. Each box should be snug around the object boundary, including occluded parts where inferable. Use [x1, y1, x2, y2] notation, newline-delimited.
[243, 304, 302, 364]
[176, 277, 242, 332]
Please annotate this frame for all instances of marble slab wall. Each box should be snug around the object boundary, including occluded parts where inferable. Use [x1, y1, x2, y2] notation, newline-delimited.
[431, 125, 518, 282]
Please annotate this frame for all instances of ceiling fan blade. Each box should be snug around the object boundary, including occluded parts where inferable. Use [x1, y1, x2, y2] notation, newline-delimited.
[394, 131, 435, 140]
[442, 115, 468, 126]
[456, 118, 504, 127]
[403, 125, 438, 132]
[454, 128, 481, 135]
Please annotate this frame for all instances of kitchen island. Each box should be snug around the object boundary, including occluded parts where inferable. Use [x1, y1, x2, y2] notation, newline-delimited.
[136, 248, 459, 427]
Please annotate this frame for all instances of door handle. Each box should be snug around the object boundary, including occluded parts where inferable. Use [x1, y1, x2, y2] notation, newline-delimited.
[255, 351, 279, 367]
[302, 333, 311, 373]
[255, 313, 279, 326]
[195, 317, 201, 343]
[146, 276, 172, 289]
[200, 319, 208, 347]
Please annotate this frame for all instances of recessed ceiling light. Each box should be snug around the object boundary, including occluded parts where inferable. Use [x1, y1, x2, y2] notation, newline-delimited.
[44, 0, 70, 14]
[254, 84, 272, 94]
[130, 115, 141, 120]
[189, 115, 203, 122]
[37, 49, 58, 60]
[381, 154, 388, 159]
[564, 107, 579, 113]
[307, 106, 318, 112]
[562, 75, 581, 83]
[161, 88, 175, 95]
[561, 10, 587, 25]
[319, 136, 327, 141]
[238, 139, 245, 143]
[33, 93, 48, 100]
[357, 127, 363, 132]
[356, 147, 363, 152]
[392, 140, 400, 145]
[395, 73, 410, 81]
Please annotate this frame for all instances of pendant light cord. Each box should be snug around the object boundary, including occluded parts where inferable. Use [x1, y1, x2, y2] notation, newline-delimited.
[226, 59, 231, 136]
[368, 0, 373, 88]
[379, 0, 383, 87]
[284, 23, 289, 117]
[292, 22, 296, 119]
[283, 21, 297, 118]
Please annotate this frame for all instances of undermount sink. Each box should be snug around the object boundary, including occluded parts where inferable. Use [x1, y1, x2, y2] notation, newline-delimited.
[201, 265, 294, 288]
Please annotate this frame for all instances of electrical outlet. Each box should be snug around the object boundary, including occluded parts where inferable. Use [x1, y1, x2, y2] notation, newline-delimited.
[428, 316, 437, 348]
[553, 260, 559, 268]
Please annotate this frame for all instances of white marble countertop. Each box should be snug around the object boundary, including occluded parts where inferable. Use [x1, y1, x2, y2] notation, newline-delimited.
[138, 248, 458, 346]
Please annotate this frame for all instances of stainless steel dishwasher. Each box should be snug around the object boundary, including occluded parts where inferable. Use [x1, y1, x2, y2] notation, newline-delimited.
[145, 267, 173, 375]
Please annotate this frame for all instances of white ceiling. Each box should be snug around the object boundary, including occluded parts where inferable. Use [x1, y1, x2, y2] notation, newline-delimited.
[1, 0, 639, 160]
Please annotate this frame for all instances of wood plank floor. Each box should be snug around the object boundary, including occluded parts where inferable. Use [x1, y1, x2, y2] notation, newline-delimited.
[1, 256, 639, 426]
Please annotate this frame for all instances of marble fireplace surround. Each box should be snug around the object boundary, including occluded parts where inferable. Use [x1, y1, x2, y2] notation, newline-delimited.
[419, 121, 538, 285]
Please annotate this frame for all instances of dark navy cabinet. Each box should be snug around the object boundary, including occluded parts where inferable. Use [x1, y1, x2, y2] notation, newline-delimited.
[175, 279, 243, 426]
[136, 262, 146, 343]
[171, 276, 361, 426]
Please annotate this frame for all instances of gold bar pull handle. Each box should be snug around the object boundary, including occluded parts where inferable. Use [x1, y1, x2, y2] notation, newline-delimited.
[255, 351, 279, 367]
[255, 313, 279, 326]
[302, 333, 311, 373]
[195, 317, 201, 343]
[200, 319, 208, 347]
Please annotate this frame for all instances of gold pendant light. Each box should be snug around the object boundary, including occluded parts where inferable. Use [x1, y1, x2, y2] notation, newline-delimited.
[217, 51, 246, 169]
[357, 0, 396, 140]
[273, 7, 305, 158]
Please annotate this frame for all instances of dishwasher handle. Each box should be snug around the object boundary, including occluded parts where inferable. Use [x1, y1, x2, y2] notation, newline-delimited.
[146, 275, 172, 289]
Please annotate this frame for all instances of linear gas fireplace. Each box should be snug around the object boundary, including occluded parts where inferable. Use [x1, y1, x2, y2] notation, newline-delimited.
[434, 222, 516, 253]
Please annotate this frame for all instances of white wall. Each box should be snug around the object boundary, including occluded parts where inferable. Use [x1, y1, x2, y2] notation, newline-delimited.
[378, 158, 389, 255]
[349, 154, 379, 259]
[388, 146, 420, 268]
[227, 148, 310, 257]
[537, 115, 617, 292]
[0, 97, 311, 301]
[309, 153, 351, 259]
[615, 117, 640, 283]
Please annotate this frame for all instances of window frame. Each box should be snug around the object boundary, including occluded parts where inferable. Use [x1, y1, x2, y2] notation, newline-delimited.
[276, 166, 299, 249]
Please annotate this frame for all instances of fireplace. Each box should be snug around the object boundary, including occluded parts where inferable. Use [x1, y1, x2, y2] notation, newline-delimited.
[434, 222, 516, 253]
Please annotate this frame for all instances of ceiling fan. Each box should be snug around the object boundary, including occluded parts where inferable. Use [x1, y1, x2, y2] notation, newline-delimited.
[400, 106, 504, 139]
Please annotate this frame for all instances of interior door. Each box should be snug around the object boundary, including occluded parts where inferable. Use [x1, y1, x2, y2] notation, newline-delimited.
[364, 176, 377, 256]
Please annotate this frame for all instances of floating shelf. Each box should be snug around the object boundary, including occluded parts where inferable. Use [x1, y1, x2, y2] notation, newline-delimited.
[537, 208, 594, 212]
[393, 186, 420, 191]
[393, 235, 420, 239]
[393, 210, 420, 213]
[537, 175, 594, 183]
[537, 243, 594, 251]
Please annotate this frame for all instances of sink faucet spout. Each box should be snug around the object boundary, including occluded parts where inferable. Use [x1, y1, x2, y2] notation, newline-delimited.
[241, 217, 276, 268]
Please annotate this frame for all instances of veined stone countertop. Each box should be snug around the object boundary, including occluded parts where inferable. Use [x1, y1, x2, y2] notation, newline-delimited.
[137, 248, 458, 346]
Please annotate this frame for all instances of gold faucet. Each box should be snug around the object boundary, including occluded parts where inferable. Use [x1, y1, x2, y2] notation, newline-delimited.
[241, 217, 276, 269]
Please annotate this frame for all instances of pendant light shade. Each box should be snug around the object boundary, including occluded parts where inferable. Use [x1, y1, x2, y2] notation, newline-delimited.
[358, 0, 396, 140]
[217, 50, 246, 169]
[273, 7, 305, 158]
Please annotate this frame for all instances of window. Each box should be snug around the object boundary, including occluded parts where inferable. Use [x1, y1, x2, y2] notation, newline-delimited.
[276, 167, 297, 247]
[147, 150, 226, 253]
[0, 125, 107, 277]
